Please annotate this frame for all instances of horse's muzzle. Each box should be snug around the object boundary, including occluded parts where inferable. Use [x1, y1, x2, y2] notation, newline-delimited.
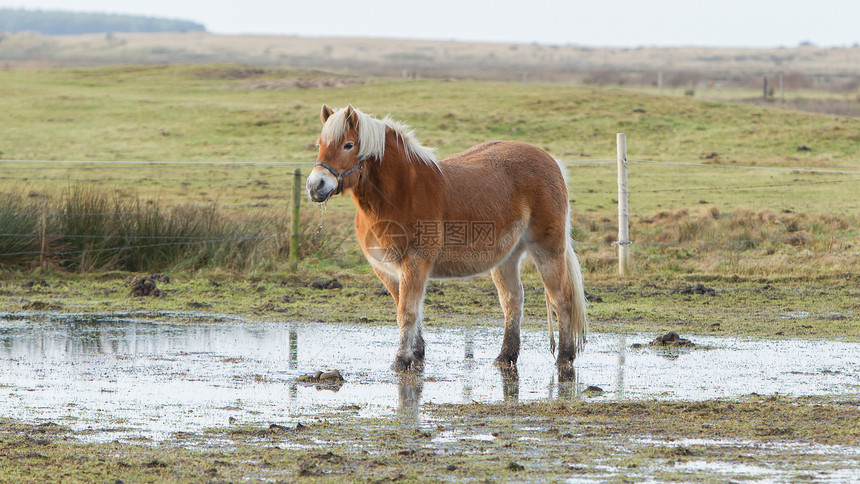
[306, 172, 336, 202]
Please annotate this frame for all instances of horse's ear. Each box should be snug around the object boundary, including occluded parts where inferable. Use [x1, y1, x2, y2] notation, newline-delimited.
[321, 104, 333, 124]
[345, 104, 358, 130]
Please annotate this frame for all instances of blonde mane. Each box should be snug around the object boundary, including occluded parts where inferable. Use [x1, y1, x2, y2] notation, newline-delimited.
[321, 107, 439, 169]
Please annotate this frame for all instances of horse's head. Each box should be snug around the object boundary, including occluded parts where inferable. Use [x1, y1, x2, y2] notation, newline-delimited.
[306, 104, 364, 202]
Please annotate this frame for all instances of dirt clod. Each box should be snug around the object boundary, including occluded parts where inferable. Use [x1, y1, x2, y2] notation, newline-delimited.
[677, 283, 716, 296]
[309, 278, 342, 290]
[22, 300, 62, 311]
[297, 461, 324, 477]
[314, 451, 344, 463]
[21, 279, 50, 289]
[268, 423, 290, 432]
[650, 331, 696, 347]
[298, 369, 345, 383]
[127, 274, 169, 297]
[25, 435, 52, 445]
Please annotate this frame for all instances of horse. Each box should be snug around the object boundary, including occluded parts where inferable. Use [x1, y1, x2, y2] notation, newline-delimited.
[306, 104, 588, 373]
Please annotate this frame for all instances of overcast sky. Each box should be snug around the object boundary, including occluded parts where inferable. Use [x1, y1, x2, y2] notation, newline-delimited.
[2, 0, 859, 47]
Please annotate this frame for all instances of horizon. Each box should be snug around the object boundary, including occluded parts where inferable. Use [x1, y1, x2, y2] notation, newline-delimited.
[1, 1, 859, 49]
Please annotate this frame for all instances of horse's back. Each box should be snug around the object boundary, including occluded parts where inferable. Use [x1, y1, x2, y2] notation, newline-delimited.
[440, 141, 566, 205]
[441, 141, 557, 170]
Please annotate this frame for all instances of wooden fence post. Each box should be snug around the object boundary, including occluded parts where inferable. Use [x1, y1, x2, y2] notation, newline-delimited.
[616, 133, 630, 276]
[40, 206, 47, 271]
[289, 168, 301, 271]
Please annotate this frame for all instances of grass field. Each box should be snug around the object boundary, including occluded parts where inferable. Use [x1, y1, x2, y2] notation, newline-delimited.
[1, 64, 858, 278]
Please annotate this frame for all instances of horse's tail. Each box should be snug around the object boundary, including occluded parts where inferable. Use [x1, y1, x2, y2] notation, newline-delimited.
[565, 217, 588, 354]
[546, 297, 556, 355]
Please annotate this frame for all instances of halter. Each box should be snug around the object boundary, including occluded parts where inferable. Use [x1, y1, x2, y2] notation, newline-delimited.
[314, 157, 365, 195]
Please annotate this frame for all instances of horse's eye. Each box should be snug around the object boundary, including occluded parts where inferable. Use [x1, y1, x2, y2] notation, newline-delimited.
[344, 142, 354, 150]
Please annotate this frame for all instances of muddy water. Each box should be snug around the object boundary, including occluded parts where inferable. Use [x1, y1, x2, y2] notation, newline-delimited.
[0, 313, 858, 440]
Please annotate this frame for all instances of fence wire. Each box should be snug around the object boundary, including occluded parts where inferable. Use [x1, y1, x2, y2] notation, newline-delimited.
[0, 234, 292, 259]
[2, 155, 859, 261]
[629, 158, 860, 175]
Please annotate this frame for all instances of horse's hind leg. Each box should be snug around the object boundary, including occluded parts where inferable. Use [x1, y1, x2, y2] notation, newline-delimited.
[491, 243, 526, 367]
[530, 247, 576, 369]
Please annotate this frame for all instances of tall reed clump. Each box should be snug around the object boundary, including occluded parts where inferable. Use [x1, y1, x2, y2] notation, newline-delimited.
[0, 184, 344, 273]
[572, 205, 860, 276]
[0, 192, 44, 268]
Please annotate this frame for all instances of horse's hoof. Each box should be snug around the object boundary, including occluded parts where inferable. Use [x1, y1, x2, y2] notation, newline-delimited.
[391, 359, 410, 372]
[556, 356, 576, 382]
[493, 354, 517, 367]
[391, 354, 423, 373]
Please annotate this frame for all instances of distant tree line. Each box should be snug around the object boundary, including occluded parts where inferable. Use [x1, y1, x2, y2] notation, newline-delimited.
[0, 8, 205, 35]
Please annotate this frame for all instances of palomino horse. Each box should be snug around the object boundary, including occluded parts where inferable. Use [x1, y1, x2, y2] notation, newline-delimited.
[307, 104, 588, 372]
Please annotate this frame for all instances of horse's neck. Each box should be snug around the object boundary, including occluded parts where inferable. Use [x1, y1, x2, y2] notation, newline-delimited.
[351, 134, 441, 219]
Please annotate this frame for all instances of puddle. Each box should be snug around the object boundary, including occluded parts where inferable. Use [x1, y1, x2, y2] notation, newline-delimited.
[632, 437, 860, 483]
[671, 460, 774, 478]
[0, 314, 858, 441]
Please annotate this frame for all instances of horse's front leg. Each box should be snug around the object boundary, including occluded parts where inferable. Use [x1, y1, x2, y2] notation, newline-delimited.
[391, 259, 431, 372]
[372, 266, 400, 307]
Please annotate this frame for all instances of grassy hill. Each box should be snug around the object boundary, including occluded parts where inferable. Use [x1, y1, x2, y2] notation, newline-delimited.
[1, 31, 859, 88]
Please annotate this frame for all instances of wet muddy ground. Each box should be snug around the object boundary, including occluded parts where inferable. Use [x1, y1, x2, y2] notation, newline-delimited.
[1, 313, 858, 482]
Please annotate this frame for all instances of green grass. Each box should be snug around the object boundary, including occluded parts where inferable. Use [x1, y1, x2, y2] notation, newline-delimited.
[2, 65, 859, 166]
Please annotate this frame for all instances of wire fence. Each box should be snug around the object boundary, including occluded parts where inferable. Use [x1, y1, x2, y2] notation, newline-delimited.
[0, 234, 292, 258]
[1, 154, 858, 265]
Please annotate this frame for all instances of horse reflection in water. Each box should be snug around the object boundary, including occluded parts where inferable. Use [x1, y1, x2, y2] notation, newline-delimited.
[394, 331, 577, 410]
[307, 105, 588, 374]
[397, 373, 423, 420]
[499, 366, 520, 401]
